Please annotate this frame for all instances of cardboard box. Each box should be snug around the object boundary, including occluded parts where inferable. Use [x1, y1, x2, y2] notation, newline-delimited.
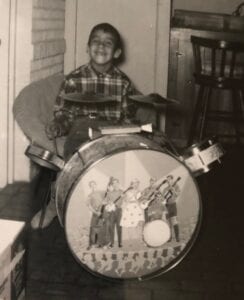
[0, 220, 26, 300]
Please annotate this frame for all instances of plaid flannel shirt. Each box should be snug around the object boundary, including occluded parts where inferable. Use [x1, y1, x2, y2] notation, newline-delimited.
[51, 63, 136, 136]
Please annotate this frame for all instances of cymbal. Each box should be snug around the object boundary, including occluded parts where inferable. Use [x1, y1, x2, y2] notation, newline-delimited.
[129, 93, 180, 106]
[62, 93, 118, 103]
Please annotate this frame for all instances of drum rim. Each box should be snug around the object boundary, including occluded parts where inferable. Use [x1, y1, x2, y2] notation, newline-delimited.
[25, 144, 64, 171]
[60, 147, 203, 281]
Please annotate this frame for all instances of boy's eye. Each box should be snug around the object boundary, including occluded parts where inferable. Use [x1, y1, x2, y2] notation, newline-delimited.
[104, 41, 113, 48]
[91, 39, 114, 48]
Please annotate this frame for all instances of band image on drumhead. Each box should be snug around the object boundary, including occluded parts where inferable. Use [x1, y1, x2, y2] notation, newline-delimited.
[65, 149, 201, 280]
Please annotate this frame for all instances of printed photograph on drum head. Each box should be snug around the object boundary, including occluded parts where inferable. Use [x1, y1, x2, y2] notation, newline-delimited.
[65, 149, 201, 279]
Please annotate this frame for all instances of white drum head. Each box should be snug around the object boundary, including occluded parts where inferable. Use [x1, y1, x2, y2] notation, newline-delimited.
[143, 220, 171, 247]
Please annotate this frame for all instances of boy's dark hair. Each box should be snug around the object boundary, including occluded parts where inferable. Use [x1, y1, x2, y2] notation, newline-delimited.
[88, 23, 122, 50]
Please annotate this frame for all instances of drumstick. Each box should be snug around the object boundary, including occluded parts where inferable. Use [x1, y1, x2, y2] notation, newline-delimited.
[51, 131, 59, 157]
[53, 137, 59, 156]
[38, 175, 53, 229]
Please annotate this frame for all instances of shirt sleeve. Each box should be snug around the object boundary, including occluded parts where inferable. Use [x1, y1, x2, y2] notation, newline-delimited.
[47, 77, 76, 137]
[122, 80, 139, 120]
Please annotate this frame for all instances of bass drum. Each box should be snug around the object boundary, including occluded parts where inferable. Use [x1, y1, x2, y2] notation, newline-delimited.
[56, 134, 202, 281]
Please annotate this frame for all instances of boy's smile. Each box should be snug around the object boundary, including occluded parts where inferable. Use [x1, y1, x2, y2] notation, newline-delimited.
[88, 30, 121, 73]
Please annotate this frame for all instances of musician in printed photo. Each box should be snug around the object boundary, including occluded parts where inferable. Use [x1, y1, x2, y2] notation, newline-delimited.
[111, 178, 124, 247]
[145, 190, 167, 223]
[120, 178, 148, 247]
[162, 175, 181, 242]
[86, 180, 105, 250]
[141, 176, 171, 220]
[101, 177, 124, 249]
[140, 177, 167, 222]
[141, 177, 157, 198]
[140, 177, 156, 222]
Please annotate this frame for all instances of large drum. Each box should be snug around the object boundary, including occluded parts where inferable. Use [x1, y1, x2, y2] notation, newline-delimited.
[55, 134, 202, 280]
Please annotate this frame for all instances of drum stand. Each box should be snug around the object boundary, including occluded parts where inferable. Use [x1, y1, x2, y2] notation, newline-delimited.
[36, 169, 56, 229]
[26, 137, 62, 229]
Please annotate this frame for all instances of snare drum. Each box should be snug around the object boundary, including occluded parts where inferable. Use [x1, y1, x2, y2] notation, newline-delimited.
[25, 144, 64, 172]
[143, 220, 171, 247]
[55, 134, 201, 280]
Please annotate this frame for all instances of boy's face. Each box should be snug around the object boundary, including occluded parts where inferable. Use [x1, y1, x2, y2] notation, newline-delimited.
[87, 30, 121, 69]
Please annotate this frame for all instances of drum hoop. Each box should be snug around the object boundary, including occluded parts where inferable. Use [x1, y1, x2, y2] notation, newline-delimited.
[25, 144, 64, 171]
[59, 145, 203, 281]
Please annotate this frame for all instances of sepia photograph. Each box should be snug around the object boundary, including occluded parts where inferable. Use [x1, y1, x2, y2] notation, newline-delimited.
[0, 0, 244, 299]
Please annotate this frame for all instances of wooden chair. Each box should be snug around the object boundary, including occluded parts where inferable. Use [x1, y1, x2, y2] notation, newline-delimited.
[188, 35, 244, 145]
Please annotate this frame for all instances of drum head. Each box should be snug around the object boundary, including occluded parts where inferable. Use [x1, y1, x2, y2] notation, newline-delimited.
[64, 147, 201, 281]
[143, 220, 171, 248]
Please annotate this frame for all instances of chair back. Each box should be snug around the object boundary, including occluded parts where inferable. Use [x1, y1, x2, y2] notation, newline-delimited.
[191, 35, 244, 89]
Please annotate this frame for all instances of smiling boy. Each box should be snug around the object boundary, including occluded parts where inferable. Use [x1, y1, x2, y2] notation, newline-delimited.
[45, 23, 137, 160]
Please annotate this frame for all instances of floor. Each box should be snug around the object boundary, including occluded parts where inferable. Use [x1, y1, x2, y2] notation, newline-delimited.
[1, 144, 244, 299]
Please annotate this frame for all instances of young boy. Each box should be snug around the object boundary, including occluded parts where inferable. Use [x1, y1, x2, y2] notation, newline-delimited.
[46, 22, 137, 160]
[31, 23, 137, 229]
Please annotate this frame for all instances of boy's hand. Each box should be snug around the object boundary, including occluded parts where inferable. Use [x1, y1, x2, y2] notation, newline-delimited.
[45, 113, 73, 139]
[45, 121, 61, 139]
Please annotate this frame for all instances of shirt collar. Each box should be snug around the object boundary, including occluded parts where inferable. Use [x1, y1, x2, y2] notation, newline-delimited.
[88, 62, 117, 78]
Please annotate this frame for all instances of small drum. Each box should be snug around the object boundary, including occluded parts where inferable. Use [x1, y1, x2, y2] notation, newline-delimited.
[143, 220, 171, 247]
[183, 139, 224, 177]
[56, 134, 202, 280]
[25, 144, 64, 172]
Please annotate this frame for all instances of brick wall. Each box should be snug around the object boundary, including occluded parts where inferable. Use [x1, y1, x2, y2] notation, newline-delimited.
[31, 0, 66, 81]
